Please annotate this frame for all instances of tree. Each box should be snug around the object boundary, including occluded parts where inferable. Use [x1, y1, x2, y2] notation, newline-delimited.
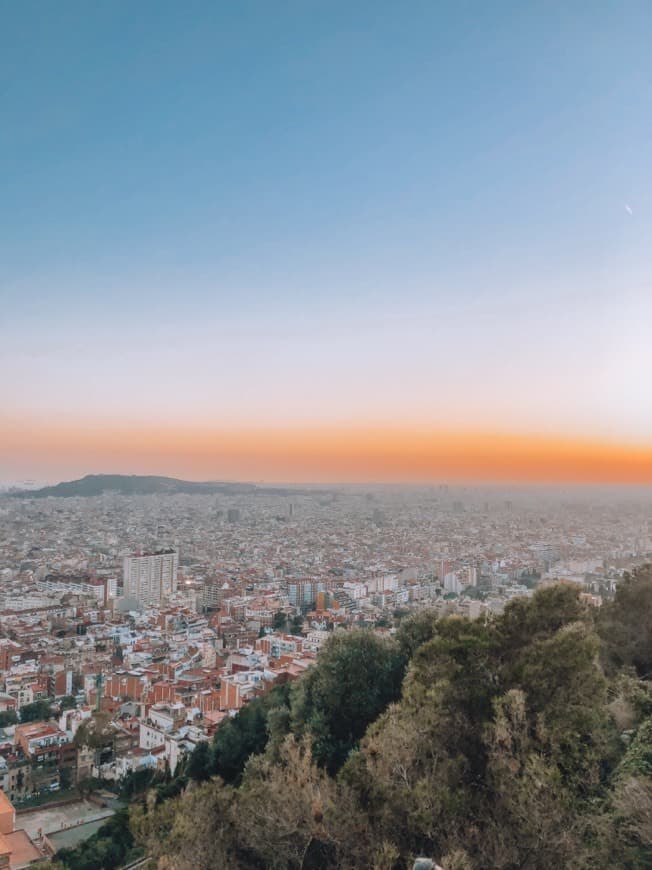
[19, 699, 52, 723]
[186, 740, 211, 783]
[119, 767, 157, 800]
[55, 808, 137, 869]
[481, 689, 590, 868]
[235, 737, 338, 869]
[211, 683, 291, 785]
[74, 712, 113, 750]
[339, 587, 618, 867]
[495, 582, 588, 660]
[0, 710, 18, 727]
[212, 701, 272, 784]
[598, 565, 652, 677]
[59, 695, 77, 712]
[598, 716, 652, 866]
[58, 766, 73, 791]
[273, 611, 288, 631]
[339, 616, 498, 862]
[395, 607, 439, 659]
[291, 631, 405, 773]
[131, 779, 240, 870]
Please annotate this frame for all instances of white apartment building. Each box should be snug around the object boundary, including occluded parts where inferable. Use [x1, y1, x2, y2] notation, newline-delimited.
[123, 549, 179, 605]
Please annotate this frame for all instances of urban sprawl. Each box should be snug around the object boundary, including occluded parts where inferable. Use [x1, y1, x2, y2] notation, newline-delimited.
[0, 485, 649, 864]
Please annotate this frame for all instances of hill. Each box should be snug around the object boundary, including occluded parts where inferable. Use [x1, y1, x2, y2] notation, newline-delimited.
[8, 474, 309, 498]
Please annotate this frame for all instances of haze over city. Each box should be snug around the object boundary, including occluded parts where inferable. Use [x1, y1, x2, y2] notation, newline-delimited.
[3, 1, 652, 484]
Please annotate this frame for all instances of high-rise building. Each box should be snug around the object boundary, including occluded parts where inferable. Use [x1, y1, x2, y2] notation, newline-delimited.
[122, 549, 178, 605]
[287, 579, 326, 609]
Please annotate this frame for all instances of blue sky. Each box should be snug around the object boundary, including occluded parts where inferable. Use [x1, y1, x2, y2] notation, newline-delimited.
[1, 1, 651, 478]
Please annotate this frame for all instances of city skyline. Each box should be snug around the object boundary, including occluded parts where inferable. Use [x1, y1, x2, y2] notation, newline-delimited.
[3, 2, 651, 482]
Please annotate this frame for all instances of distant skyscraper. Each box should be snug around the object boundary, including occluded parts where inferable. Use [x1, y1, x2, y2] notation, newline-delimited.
[122, 549, 178, 604]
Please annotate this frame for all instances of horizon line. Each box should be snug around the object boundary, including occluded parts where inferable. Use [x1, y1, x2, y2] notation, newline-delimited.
[3, 420, 652, 485]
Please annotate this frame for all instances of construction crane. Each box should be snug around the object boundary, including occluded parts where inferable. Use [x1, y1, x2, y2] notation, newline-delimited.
[95, 672, 103, 712]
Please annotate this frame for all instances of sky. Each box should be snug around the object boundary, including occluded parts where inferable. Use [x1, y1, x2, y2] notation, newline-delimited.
[1, 1, 651, 483]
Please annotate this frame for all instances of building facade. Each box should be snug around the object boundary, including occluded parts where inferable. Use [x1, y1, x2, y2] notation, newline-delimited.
[123, 550, 179, 605]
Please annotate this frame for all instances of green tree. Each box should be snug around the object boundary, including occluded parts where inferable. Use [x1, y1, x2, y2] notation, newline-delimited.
[598, 565, 652, 677]
[482, 689, 591, 868]
[0, 710, 18, 727]
[58, 766, 73, 791]
[186, 740, 212, 782]
[131, 779, 240, 870]
[339, 587, 618, 867]
[235, 737, 338, 869]
[118, 767, 157, 800]
[273, 610, 288, 631]
[54, 808, 137, 869]
[19, 699, 53, 722]
[211, 683, 291, 785]
[395, 607, 439, 659]
[599, 716, 652, 866]
[73, 712, 113, 750]
[291, 630, 405, 773]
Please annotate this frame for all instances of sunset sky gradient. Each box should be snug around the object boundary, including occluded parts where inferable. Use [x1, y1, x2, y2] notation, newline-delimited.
[2, 2, 651, 483]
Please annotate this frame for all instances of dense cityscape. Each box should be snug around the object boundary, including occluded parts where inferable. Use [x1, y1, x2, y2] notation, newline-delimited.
[0, 480, 649, 864]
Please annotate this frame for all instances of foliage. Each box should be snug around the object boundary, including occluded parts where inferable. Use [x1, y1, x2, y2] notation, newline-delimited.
[58, 766, 73, 791]
[53, 808, 139, 870]
[19, 699, 53, 722]
[131, 778, 240, 869]
[179, 683, 292, 788]
[185, 739, 211, 782]
[0, 709, 18, 727]
[210, 683, 291, 784]
[616, 716, 652, 780]
[119, 766, 159, 800]
[73, 712, 114, 750]
[234, 737, 338, 869]
[272, 610, 288, 631]
[291, 630, 405, 773]
[338, 587, 620, 867]
[395, 607, 439, 659]
[598, 565, 652, 678]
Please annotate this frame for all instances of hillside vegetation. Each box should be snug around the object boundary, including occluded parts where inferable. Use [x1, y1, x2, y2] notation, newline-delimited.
[52, 568, 652, 869]
[9, 473, 314, 498]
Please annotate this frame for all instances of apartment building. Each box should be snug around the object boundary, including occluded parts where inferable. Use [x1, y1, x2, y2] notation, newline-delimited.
[123, 549, 178, 604]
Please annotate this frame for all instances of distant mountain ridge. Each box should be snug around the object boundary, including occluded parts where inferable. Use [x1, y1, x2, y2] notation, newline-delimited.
[8, 474, 309, 498]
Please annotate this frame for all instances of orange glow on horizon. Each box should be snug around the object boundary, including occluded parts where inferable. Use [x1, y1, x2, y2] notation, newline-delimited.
[2, 418, 652, 484]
